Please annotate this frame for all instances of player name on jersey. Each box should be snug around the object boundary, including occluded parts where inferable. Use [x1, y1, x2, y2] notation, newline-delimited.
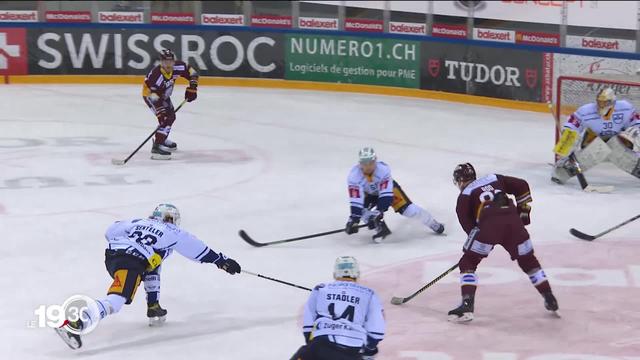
[326, 293, 361, 304]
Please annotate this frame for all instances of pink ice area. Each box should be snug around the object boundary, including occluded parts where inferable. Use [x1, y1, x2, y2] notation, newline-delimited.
[367, 240, 640, 359]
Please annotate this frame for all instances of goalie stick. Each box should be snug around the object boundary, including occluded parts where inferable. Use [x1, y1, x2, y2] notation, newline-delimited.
[242, 270, 312, 291]
[547, 102, 614, 193]
[570, 213, 640, 241]
[390, 263, 459, 305]
[239, 224, 367, 247]
[112, 99, 187, 166]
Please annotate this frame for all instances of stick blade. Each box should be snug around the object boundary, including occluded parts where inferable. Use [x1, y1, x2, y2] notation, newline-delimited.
[390, 296, 406, 305]
[238, 230, 267, 247]
[569, 228, 596, 241]
[111, 159, 126, 166]
[584, 185, 614, 193]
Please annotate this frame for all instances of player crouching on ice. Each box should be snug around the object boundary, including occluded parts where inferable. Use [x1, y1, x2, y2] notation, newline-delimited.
[345, 147, 444, 243]
[449, 163, 558, 323]
[54, 204, 241, 350]
[142, 49, 199, 160]
[552, 88, 640, 184]
[291, 256, 385, 360]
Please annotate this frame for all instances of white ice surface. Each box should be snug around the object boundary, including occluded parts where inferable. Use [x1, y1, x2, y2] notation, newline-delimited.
[0, 84, 638, 359]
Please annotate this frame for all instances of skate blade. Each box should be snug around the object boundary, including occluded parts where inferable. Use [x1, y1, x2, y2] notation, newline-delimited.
[159, 145, 177, 153]
[148, 316, 167, 327]
[448, 313, 474, 323]
[54, 328, 81, 350]
[150, 154, 171, 160]
[549, 310, 561, 318]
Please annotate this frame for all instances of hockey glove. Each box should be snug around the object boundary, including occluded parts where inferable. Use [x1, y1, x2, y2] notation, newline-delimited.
[215, 254, 241, 275]
[518, 203, 532, 226]
[185, 79, 198, 102]
[345, 216, 360, 235]
[362, 208, 381, 230]
[146, 253, 163, 272]
[361, 345, 378, 359]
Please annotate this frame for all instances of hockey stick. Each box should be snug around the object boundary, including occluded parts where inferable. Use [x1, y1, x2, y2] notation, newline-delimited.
[547, 102, 614, 193]
[390, 263, 459, 305]
[570, 213, 640, 241]
[242, 270, 312, 291]
[238, 224, 368, 247]
[112, 99, 188, 166]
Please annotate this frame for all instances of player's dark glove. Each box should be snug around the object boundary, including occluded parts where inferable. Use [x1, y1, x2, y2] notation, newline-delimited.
[345, 216, 360, 235]
[215, 255, 241, 275]
[185, 79, 198, 102]
[518, 203, 532, 225]
[361, 345, 378, 359]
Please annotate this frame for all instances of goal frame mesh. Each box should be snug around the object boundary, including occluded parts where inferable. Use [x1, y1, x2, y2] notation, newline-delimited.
[555, 75, 640, 143]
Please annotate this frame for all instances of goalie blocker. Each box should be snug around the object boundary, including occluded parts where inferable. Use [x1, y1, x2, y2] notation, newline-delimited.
[552, 88, 640, 184]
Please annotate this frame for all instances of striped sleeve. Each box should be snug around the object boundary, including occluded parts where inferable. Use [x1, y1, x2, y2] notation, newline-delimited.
[364, 292, 385, 342]
[499, 175, 532, 206]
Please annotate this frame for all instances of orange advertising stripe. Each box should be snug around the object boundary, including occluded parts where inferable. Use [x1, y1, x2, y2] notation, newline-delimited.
[7, 75, 548, 113]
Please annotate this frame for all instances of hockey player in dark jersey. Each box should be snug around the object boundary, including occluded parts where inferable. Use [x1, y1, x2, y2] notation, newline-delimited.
[142, 49, 199, 160]
[448, 163, 559, 322]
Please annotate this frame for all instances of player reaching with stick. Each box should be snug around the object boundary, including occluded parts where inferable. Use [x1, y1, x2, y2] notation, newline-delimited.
[449, 163, 558, 322]
[54, 203, 241, 349]
[345, 147, 444, 243]
[142, 49, 199, 160]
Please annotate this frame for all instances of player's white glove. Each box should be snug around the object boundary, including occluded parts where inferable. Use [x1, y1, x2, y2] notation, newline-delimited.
[619, 126, 640, 151]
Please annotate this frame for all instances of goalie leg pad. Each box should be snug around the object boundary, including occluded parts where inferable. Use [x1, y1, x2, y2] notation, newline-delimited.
[607, 137, 640, 179]
[574, 136, 611, 172]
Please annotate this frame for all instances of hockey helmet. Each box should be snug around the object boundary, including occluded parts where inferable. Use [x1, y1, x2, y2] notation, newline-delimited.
[453, 163, 477, 186]
[333, 256, 360, 280]
[358, 147, 377, 164]
[151, 203, 181, 226]
[596, 88, 616, 116]
[159, 49, 176, 71]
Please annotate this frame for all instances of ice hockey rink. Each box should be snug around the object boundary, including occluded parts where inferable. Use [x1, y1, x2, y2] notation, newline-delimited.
[1, 83, 639, 359]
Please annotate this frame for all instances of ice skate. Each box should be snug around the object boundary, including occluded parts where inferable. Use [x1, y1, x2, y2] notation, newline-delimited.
[147, 302, 168, 326]
[448, 298, 474, 323]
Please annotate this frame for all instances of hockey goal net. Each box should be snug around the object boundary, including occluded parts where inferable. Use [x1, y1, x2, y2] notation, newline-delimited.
[555, 75, 640, 143]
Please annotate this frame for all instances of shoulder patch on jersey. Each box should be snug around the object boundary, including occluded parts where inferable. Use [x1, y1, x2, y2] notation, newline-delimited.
[462, 174, 498, 195]
[568, 114, 581, 128]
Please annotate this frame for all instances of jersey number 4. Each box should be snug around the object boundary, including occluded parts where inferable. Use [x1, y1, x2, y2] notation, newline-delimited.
[328, 303, 355, 322]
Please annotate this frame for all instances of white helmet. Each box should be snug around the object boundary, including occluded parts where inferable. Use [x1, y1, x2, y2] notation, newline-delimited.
[596, 88, 616, 116]
[358, 147, 377, 164]
[150, 203, 181, 226]
[333, 256, 360, 280]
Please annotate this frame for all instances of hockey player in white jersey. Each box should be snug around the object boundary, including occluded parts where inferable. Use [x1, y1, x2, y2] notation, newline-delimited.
[291, 256, 385, 360]
[346, 147, 444, 242]
[552, 88, 640, 184]
[54, 204, 241, 350]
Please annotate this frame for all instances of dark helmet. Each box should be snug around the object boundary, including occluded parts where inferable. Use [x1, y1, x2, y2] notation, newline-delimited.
[453, 163, 476, 185]
[159, 49, 176, 61]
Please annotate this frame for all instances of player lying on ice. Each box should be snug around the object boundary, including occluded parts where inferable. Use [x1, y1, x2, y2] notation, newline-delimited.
[552, 88, 640, 184]
[344, 147, 444, 243]
[54, 204, 241, 350]
[291, 256, 385, 360]
[449, 163, 559, 322]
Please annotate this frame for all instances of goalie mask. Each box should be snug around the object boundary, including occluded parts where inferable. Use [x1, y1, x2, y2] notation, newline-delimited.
[596, 88, 616, 117]
[151, 203, 181, 226]
[333, 256, 360, 280]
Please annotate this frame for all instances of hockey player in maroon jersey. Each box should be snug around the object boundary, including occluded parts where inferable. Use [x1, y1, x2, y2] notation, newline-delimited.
[448, 163, 559, 322]
[142, 49, 199, 160]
